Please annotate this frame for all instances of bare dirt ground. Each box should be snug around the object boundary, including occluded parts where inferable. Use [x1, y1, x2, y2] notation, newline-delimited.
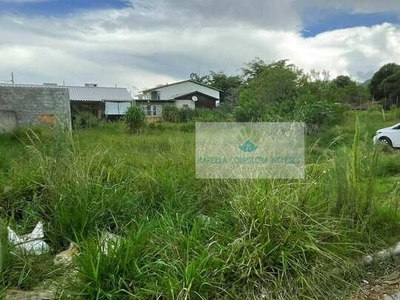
[352, 271, 400, 300]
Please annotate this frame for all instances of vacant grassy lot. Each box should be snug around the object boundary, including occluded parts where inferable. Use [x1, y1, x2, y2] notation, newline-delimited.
[1, 109, 400, 299]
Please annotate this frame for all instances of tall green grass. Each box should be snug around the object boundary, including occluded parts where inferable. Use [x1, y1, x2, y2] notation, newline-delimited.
[0, 111, 400, 298]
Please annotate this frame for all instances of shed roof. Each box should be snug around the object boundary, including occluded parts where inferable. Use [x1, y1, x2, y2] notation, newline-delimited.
[68, 86, 132, 102]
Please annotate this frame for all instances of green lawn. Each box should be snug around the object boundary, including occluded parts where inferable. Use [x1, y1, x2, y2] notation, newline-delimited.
[1, 109, 400, 299]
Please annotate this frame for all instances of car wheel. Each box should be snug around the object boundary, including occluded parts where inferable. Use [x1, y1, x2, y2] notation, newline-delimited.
[379, 137, 393, 147]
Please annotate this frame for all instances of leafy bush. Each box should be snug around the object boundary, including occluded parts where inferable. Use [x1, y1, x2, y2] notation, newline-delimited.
[125, 105, 146, 133]
[162, 106, 227, 123]
[214, 104, 235, 121]
[162, 106, 180, 123]
[178, 108, 196, 122]
[73, 112, 99, 129]
[195, 108, 225, 122]
[293, 96, 346, 132]
[237, 91, 347, 132]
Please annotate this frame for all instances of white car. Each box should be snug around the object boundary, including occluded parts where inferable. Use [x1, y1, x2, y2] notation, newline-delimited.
[373, 123, 400, 148]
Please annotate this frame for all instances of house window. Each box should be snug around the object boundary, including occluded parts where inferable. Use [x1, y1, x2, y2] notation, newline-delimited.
[151, 91, 160, 100]
[144, 105, 158, 116]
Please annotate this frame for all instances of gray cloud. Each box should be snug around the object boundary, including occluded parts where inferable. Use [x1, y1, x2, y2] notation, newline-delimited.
[298, 0, 400, 14]
[0, 1, 400, 90]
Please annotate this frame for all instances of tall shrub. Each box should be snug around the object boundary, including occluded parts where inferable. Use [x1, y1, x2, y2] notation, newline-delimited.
[73, 112, 99, 130]
[162, 106, 180, 123]
[125, 105, 146, 133]
[178, 108, 196, 122]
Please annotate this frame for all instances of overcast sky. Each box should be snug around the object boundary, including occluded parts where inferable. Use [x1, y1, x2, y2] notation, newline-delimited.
[0, 0, 399, 93]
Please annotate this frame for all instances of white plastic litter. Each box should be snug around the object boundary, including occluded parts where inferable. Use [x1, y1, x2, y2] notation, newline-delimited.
[54, 242, 79, 265]
[100, 232, 121, 255]
[7, 221, 50, 255]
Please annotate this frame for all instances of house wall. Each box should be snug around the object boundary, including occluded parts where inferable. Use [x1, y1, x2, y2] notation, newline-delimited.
[136, 101, 173, 117]
[175, 92, 217, 109]
[0, 86, 71, 132]
[144, 82, 220, 100]
[175, 99, 195, 109]
[0, 109, 17, 133]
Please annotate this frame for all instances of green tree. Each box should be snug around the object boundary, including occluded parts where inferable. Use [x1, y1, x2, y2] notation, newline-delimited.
[301, 70, 337, 103]
[369, 63, 400, 100]
[189, 73, 210, 84]
[381, 70, 400, 106]
[333, 75, 354, 89]
[209, 71, 242, 108]
[341, 84, 369, 105]
[330, 75, 369, 105]
[236, 60, 304, 121]
[190, 71, 244, 112]
[241, 57, 268, 84]
[207, 71, 242, 92]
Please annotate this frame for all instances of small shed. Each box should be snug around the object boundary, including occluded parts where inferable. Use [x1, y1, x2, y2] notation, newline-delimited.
[68, 84, 133, 119]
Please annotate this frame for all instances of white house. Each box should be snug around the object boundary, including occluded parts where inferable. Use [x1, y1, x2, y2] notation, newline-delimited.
[136, 80, 222, 117]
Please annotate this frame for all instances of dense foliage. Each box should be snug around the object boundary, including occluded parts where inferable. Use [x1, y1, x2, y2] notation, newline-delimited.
[125, 105, 146, 133]
[72, 112, 99, 129]
[162, 105, 180, 122]
[369, 63, 400, 102]
[190, 58, 373, 130]
[162, 105, 225, 123]
[190, 71, 242, 103]
[235, 60, 350, 131]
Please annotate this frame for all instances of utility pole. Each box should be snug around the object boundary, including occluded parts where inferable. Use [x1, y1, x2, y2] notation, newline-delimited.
[11, 72, 14, 84]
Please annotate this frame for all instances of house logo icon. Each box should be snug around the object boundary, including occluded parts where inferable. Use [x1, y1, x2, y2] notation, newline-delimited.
[239, 139, 258, 153]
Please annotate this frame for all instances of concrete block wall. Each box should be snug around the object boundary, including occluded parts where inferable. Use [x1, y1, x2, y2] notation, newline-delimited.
[0, 86, 71, 132]
[0, 109, 17, 133]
